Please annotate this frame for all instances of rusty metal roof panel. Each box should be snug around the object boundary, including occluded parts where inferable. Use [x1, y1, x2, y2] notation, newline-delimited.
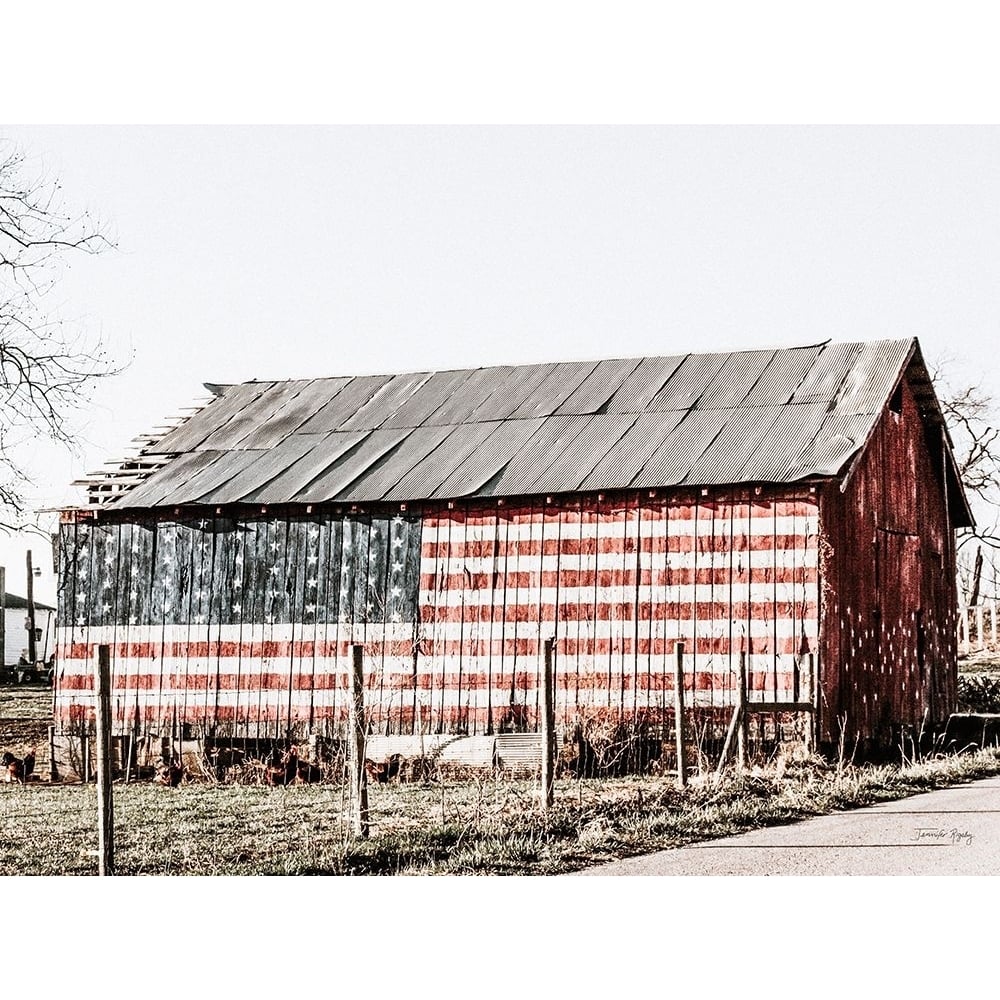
[785, 411, 879, 480]
[605, 355, 688, 414]
[379, 368, 482, 429]
[115, 450, 227, 508]
[645, 352, 729, 411]
[523, 414, 639, 494]
[464, 363, 559, 422]
[555, 357, 644, 415]
[734, 402, 833, 482]
[294, 374, 397, 434]
[433, 418, 547, 498]
[580, 411, 688, 491]
[748, 345, 825, 405]
[337, 371, 434, 431]
[333, 424, 458, 502]
[196, 380, 314, 451]
[151, 382, 275, 454]
[244, 431, 370, 503]
[487, 415, 595, 495]
[383, 422, 505, 501]
[630, 410, 730, 489]
[507, 360, 601, 419]
[682, 406, 785, 485]
[790, 341, 863, 404]
[297, 428, 415, 502]
[234, 377, 354, 447]
[694, 350, 777, 409]
[831, 338, 914, 416]
[416, 367, 515, 426]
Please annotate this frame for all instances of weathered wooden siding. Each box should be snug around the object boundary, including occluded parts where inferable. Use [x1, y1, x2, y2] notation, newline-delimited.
[818, 376, 958, 749]
[55, 489, 820, 739]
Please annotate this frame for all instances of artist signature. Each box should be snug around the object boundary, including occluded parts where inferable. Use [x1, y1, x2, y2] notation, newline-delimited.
[914, 827, 974, 846]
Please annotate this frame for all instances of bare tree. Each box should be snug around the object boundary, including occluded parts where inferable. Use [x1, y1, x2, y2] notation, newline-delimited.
[933, 359, 1000, 603]
[0, 139, 117, 525]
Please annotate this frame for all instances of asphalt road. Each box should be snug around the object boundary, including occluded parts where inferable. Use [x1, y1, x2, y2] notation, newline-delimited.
[573, 776, 1000, 875]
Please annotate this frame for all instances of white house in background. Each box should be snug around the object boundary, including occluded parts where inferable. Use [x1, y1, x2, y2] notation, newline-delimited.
[2, 593, 56, 667]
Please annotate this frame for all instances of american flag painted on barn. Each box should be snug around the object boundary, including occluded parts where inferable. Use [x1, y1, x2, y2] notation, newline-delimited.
[54, 491, 819, 738]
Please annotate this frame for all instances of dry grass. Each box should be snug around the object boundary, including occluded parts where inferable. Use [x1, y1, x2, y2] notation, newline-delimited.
[2, 745, 1000, 875]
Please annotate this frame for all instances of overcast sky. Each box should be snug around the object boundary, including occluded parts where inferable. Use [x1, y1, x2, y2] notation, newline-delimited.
[6, 124, 1000, 603]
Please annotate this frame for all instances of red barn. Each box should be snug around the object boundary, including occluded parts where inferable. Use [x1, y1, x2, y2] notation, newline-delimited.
[56, 337, 971, 762]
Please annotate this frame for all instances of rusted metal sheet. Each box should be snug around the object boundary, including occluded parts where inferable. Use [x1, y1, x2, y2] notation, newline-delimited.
[379, 369, 481, 429]
[605, 355, 687, 413]
[294, 374, 396, 434]
[431, 418, 546, 498]
[524, 413, 639, 495]
[580, 411, 687, 491]
[555, 357, 643, 415]
[197, 380, 314, 451]
[631, 410, 729, 489]
[297, 427, 415, 502]
[695, 350, 777, 409]
[338, 371, 433, 431]
[152, 382, 275, 454]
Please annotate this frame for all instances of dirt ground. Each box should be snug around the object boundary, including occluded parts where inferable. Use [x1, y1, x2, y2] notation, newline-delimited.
[0, 684, 53, 768]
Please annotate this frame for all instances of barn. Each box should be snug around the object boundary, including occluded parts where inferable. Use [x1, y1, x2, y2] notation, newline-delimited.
[54, 337, 972, 767]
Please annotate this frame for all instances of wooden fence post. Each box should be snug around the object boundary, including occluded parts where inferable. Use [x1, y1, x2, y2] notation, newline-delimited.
[95, 644, 115, 876]
[737, 652, 748, 772]
[349, 644, 369, 839]
[540, 637, 555, 810]
[674, 642, 687, 788]
[48, 725, 57, 782]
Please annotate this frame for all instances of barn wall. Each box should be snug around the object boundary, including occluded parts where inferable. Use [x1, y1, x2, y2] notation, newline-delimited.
[54, 489, 819, 740]
[818, 376, 957, 749]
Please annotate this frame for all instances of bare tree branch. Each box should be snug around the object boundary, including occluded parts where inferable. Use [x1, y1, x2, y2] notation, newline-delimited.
[0, 138, 120, 527]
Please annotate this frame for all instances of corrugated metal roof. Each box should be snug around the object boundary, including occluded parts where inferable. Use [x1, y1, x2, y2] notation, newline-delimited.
[99, 337, 970, 515]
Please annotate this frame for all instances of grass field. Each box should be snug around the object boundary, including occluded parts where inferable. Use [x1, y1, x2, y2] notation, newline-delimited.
[5, 680, 1000, 875]
[3, 746, 1000, 875]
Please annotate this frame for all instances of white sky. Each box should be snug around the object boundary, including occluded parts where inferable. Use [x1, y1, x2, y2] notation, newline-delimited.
[7, 123, 1000, 604]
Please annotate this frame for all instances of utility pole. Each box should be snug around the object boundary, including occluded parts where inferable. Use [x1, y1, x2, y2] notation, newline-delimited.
[26, 550, 37, 665]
